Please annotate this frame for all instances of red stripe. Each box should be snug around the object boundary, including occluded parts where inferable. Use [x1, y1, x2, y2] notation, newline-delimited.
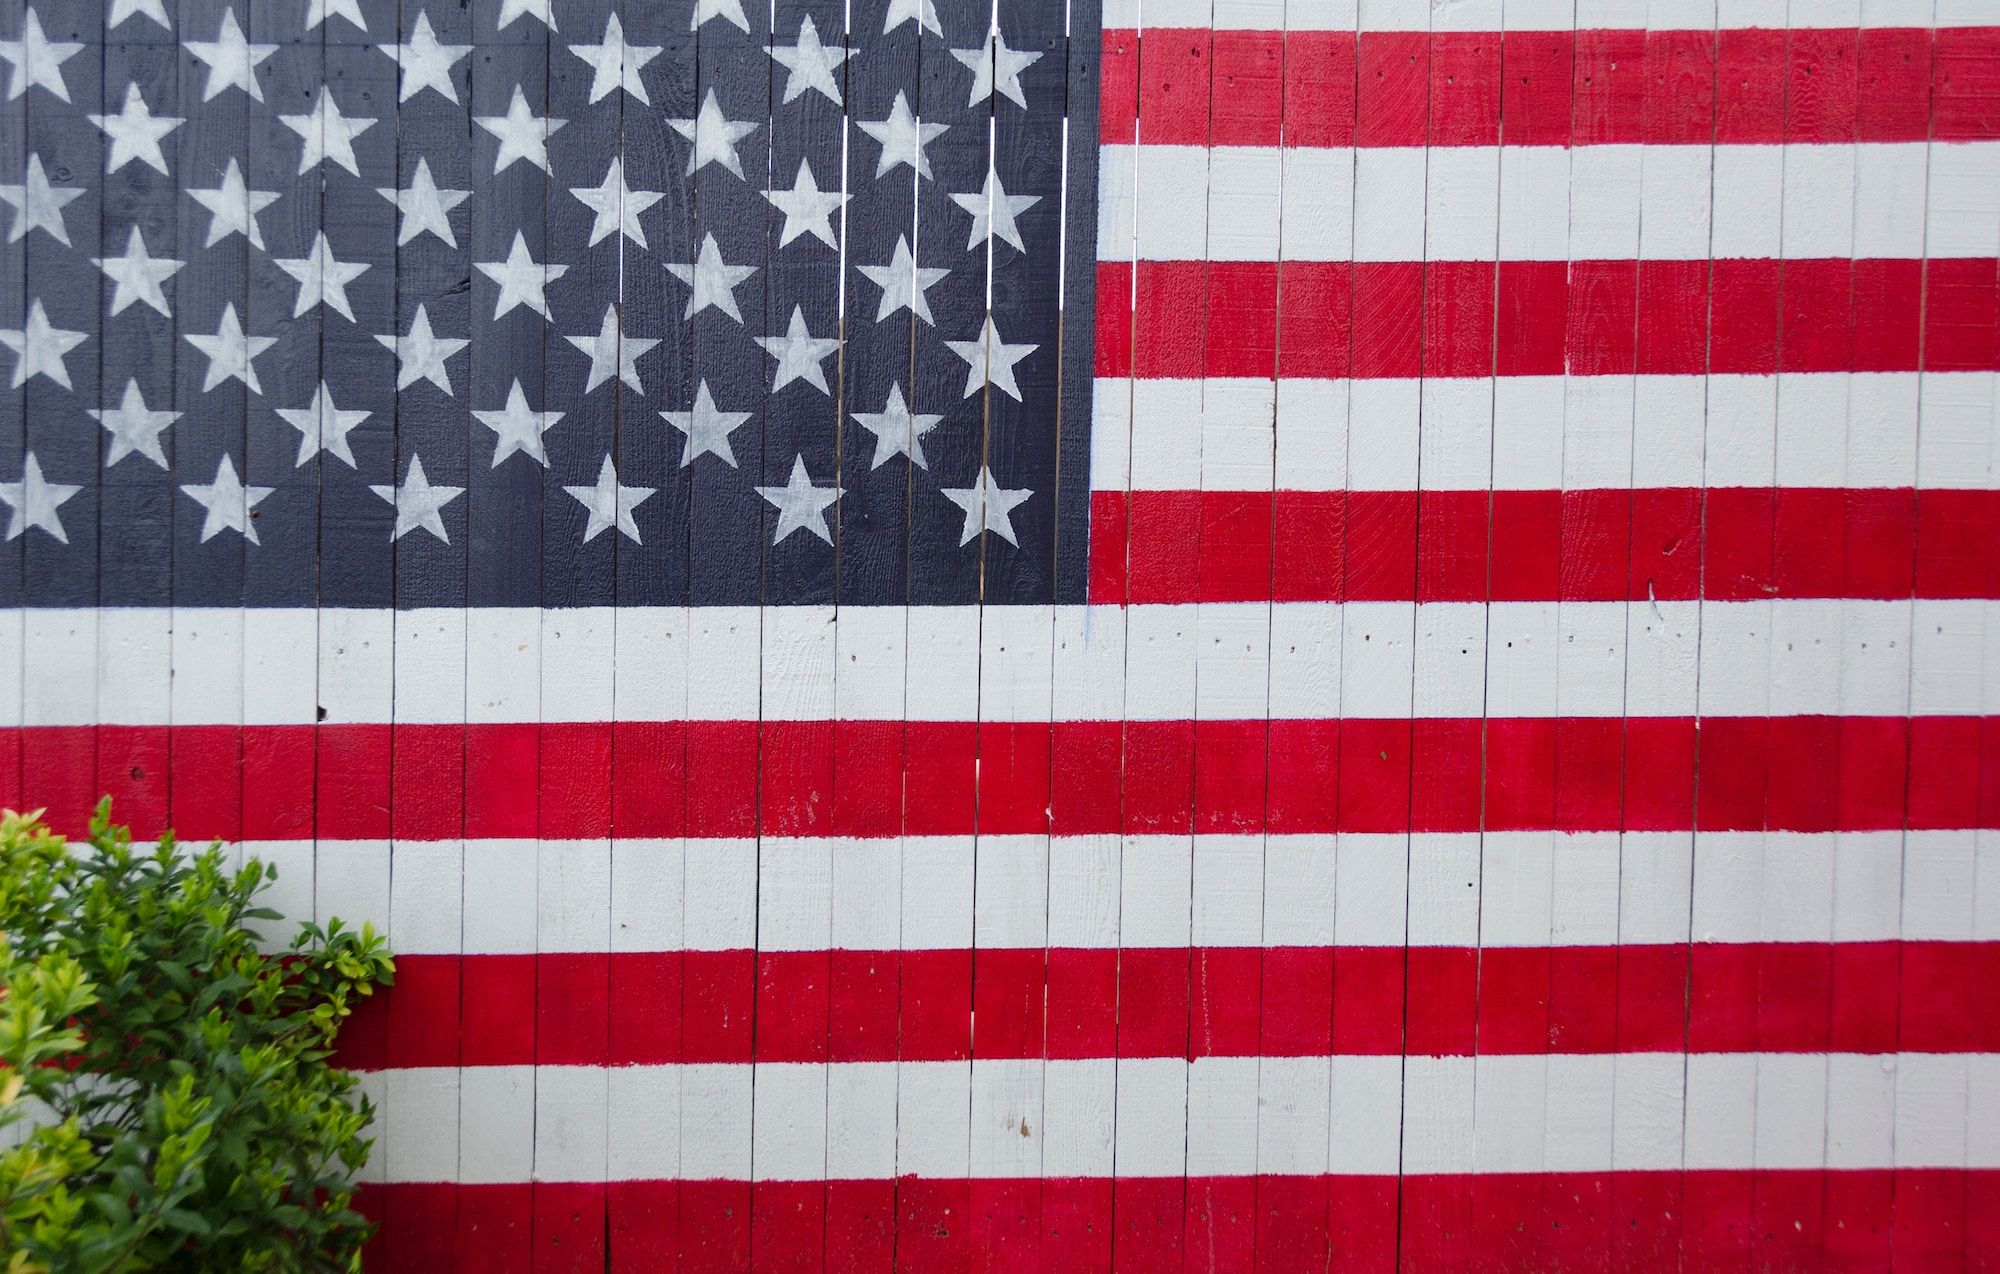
[1100, 27, 1995, 147]
[334, 942, 2000, 1070]
[1092, 259, 1995, 380]
[19, 714, 2000, 840]
[1089, 488, 2000, 605]
[355, 1169, 1996, 1273]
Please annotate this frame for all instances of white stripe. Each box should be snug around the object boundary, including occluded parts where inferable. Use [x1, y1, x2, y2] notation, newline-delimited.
[1099, 144, 1995, 263]
[269, 828, 2000, 954]
[366, 1054, 2000, 1183]
[30, 598, 2000, 725]
[1092, 373, 1993, 493]
[1099, 0, 1977, 26]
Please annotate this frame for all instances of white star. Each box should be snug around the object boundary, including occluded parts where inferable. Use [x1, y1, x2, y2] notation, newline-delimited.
[477, 231, 568, 321]
[273, 231, 370, 322]
[668, 88, 760, 179]
[375, 304, 467, 394]
[944, 317, 1038, 401]
[93, 225, 183, 318]
[184, 303, 274, 393]
[754, 305, 839, 396]
[305, 0, 367, 31]
[476, 86, 566, 176]
[185, 158, 278, 250]
[661, 380, 751, 468]
[882, 0, 941, 35]
[369, 454, 462, 543]
[765, 158, 846, 250]
[857, 235, 950, 325]
[474, 379, 564, 467]
[951, 28, 1042, 109]
[89, 378, 180, 469]
[377, 157, 469, 247]
[770, 15, 852, 105]
[756, 454, 841, 546]
[566, 305, 657, 394]
[951, 167, 1040, 253]
[858, 91, 949, 181]
[184, 10, 274, 102]
[665, 234, 757, 322]
[940, 465, 1034, 546]
[89, 83, 182, 175]
[690, 0, 750, 31]
[0, 154, 82, 246]
[181, 453, 273, 544]
[496, 0, 555, 30]
[569, 13, 659, 105]
[1, 11, 81, 102]
[280, 86, 375, 176]
[108, 0, 172, 32]
[0, 454, 78, 543]
[851, 383, 942, 470]
[379, 12, 469, 103]
[274, 382, 368, 468]
[571, 157, 663, 250]
[1, 299, 86, 389]
[566, 455, 653, 544]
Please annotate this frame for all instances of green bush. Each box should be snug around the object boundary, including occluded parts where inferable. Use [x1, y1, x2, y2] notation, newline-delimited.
[0, 802, 394, 1273]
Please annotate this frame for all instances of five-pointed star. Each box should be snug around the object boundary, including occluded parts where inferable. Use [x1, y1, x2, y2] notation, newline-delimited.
[766, 159, 846, 249]
[661, 380, 751, 468]
[566, 455, 653, 543]
[857, 235, 949, 324]
[182, 453, 274, 544]
[0, 154, 82, 246]
[477, 86, 567, 175]
[770, 15, 852, 105]
[857, 91, 949, 180]
[0, 454, 78, 543]
[852, 383, 942, 470]
[186, 158, 278, 249]
[1, 11, 81, 102]
[569, 13, 660, 104]
[370, 453, 462, 542]
[474, 379, 564, 467]
[951, 167, 1040, 252]
[571, 157, 663, 249]
[185, 303, 274, 393]
[669, 89, 760, 179]
[89, 378, 180, 469]
[496, 0, 555, 31]
[184, 10, 275, 102]
[1, 299, 86, 389]
[944, 317, 1038, 401]
[90, 83, 182, 174]
[940, 465, 1034, 546]
[566, 305, 657, 394]
[665, 234, 757, 322]
[951, 28, 1042, 109]
[691, 0, 750, 32]
[305, 0, 367, 30]
[477, 231, 568, 320]
[756, 454, 841, 546]
[94, 225, 183, 317]
[275, 382, 369, 467]
[274, 231, 370, 321]
[377, 157, 469, 247]
[380, 12, 469, 103]
[754, 305, 839, 395]
[108, 0, 172, 32]
[280, 85, 375, 176]
[376, 304, 467, 394]
[882, 0, 941, 35]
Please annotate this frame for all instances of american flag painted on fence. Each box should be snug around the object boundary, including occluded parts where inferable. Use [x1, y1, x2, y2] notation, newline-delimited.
[4, 0, 2000, 1265]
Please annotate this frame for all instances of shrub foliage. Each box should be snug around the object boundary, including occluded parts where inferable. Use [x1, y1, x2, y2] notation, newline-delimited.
[0, 802, 394, 1272]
